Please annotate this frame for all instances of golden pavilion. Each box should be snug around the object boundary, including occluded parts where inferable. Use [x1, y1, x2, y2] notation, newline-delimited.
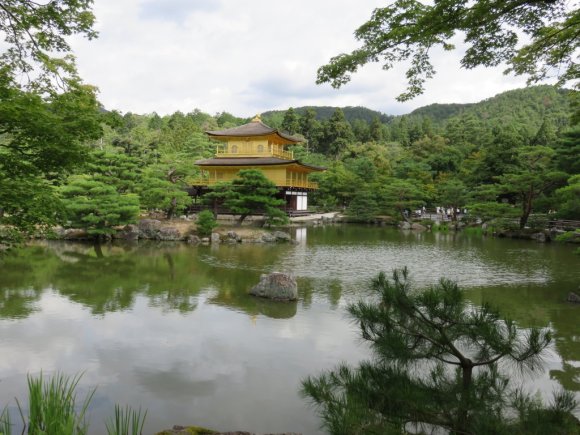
[192, 115, 324, 212]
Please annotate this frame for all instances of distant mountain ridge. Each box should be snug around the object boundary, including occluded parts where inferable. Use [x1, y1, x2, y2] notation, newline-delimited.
[261, 86, 571, 128]
[262, 106, 393, 124]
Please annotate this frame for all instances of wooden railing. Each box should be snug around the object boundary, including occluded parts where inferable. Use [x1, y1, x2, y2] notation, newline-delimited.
[215, 144, 293, 160]
[284, 178, 318, 189]
[548, 219, 580, 230]
[190, 177, 318, 189]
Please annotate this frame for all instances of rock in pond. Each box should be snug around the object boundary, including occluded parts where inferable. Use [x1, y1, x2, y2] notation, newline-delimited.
[272, 231, 291, 242]
[567, 292, 580, 304]
[211, 232, 221, 244]
[113, 224, 139, 240]
[138, 219, 162, 239]
[249, 272, 298, 301]
[157, 226, 182, 241]
[187, 234, 201, 244]
[156, 427, 301, 435]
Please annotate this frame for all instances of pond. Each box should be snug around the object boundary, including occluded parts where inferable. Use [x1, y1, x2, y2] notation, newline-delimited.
[0, 225, 578, 434]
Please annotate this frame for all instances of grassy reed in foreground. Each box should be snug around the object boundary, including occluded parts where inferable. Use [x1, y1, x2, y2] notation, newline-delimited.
[25, 372, 95, 435]
[105, 405, 147, 435]
[0, 373, 147, 435]
[0, 407, 10, 435]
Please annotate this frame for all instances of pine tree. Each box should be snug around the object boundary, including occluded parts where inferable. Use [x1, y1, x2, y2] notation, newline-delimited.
[322, 109, 354, 156]
[299, 108, 322, 152]
[224, 170, 288, 226]
[369, 116, 383, 142]
[59, 175, 140, 238]
[302, 268, 577, 435]
[281, 107, 300, 135]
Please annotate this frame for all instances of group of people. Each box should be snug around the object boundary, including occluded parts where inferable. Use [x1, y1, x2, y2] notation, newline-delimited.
[411, 206, 468, 220]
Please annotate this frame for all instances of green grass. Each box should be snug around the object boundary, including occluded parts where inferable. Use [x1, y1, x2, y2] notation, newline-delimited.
[0, 406, 11, 435]
[1, 373, 150, 435]
[105, 405, 147, 435]
[23, 372, 95, 435]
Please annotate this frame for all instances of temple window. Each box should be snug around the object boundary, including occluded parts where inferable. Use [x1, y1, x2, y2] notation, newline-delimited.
[231, 145, 238, 153]
[257, 144, 264, 153]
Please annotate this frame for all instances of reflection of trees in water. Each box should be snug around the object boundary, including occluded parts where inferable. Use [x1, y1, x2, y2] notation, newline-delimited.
[205, 263, 297, 319]
[0, 241, 300, 320]
[0, 288, 40, 319]
[466, 285, 580, 393]
[0, 242, 213, 317]
[299, 278, 344, 310]
[0, 245, 62, 319]
[549, 304, 580, 392]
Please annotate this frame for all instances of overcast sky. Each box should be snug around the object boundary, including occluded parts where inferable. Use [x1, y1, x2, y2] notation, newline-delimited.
[69, 0, 530, 117]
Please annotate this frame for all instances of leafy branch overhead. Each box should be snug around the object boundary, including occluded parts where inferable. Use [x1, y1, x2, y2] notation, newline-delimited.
[317, 0, 580, 100]
[0, 0, 97, 90]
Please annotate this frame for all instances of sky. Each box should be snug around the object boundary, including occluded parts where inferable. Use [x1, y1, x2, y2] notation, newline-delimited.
[69, 0, 531, 117]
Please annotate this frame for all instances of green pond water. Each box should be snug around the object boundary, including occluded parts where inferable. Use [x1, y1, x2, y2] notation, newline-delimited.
[0, 225, 578, 434]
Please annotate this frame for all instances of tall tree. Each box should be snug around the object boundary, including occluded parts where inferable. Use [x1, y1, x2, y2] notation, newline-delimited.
[496, 146, 567, 228]
[322, 108, 354, 156]
[554, 175, 580, 219]
[369, 116, 383, 142]
[316, 0, 578, 101]
[302, 268, 576, 435]
[299, 108, 322, 152]
[0, 74, 102, 235]
[0, 0, 101, 239]
[553, 126, 580, 175]
[378, 179, 426, 222]
[281, 107, 300, 135]
[436, 178, 469, 222]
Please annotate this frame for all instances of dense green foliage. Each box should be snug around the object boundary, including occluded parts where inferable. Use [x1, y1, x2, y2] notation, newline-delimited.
[59, 175, 140, 237]
[2, 82, 577, 241]
[302, 268, 578, 435]
[263, 105, 392, 124]
[316, 0, 578, 101]
[213, 169, 289, 226]
[0, 0, 104, 239]
[195, 210, 217, 237]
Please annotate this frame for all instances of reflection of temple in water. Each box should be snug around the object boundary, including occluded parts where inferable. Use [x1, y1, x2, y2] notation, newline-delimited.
[295, 227, 307, 243]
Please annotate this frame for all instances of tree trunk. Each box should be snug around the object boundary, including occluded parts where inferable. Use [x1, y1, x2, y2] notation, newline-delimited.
[400, 209, 411, 223]
[213, 199, 218, 218]
[457, 362, 473, 434]
[519, 194, 533, 229]
[166, 197, 177, 220]
[93, 241, 104, 258]
[236, 214, 248, 226]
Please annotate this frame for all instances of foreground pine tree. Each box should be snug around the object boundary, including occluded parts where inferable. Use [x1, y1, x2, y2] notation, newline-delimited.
[302, 268, 578, 435]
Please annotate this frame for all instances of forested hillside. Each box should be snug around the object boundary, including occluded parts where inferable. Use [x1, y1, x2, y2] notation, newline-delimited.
[410, 86, 570, 131]
[262, 106, 392, 125]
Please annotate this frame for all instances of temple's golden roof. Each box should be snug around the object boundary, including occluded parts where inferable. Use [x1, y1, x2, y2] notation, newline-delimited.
[206, 118, 302, 144]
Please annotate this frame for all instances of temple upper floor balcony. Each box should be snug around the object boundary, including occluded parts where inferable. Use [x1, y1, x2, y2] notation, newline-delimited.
[214, 143, 294, 160]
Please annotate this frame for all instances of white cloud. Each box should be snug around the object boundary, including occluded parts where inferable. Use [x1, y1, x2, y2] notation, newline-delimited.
[70, 0, 530, 117]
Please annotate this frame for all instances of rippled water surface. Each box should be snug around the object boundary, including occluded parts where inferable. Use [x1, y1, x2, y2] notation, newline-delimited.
[0, 225, 578, 434]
